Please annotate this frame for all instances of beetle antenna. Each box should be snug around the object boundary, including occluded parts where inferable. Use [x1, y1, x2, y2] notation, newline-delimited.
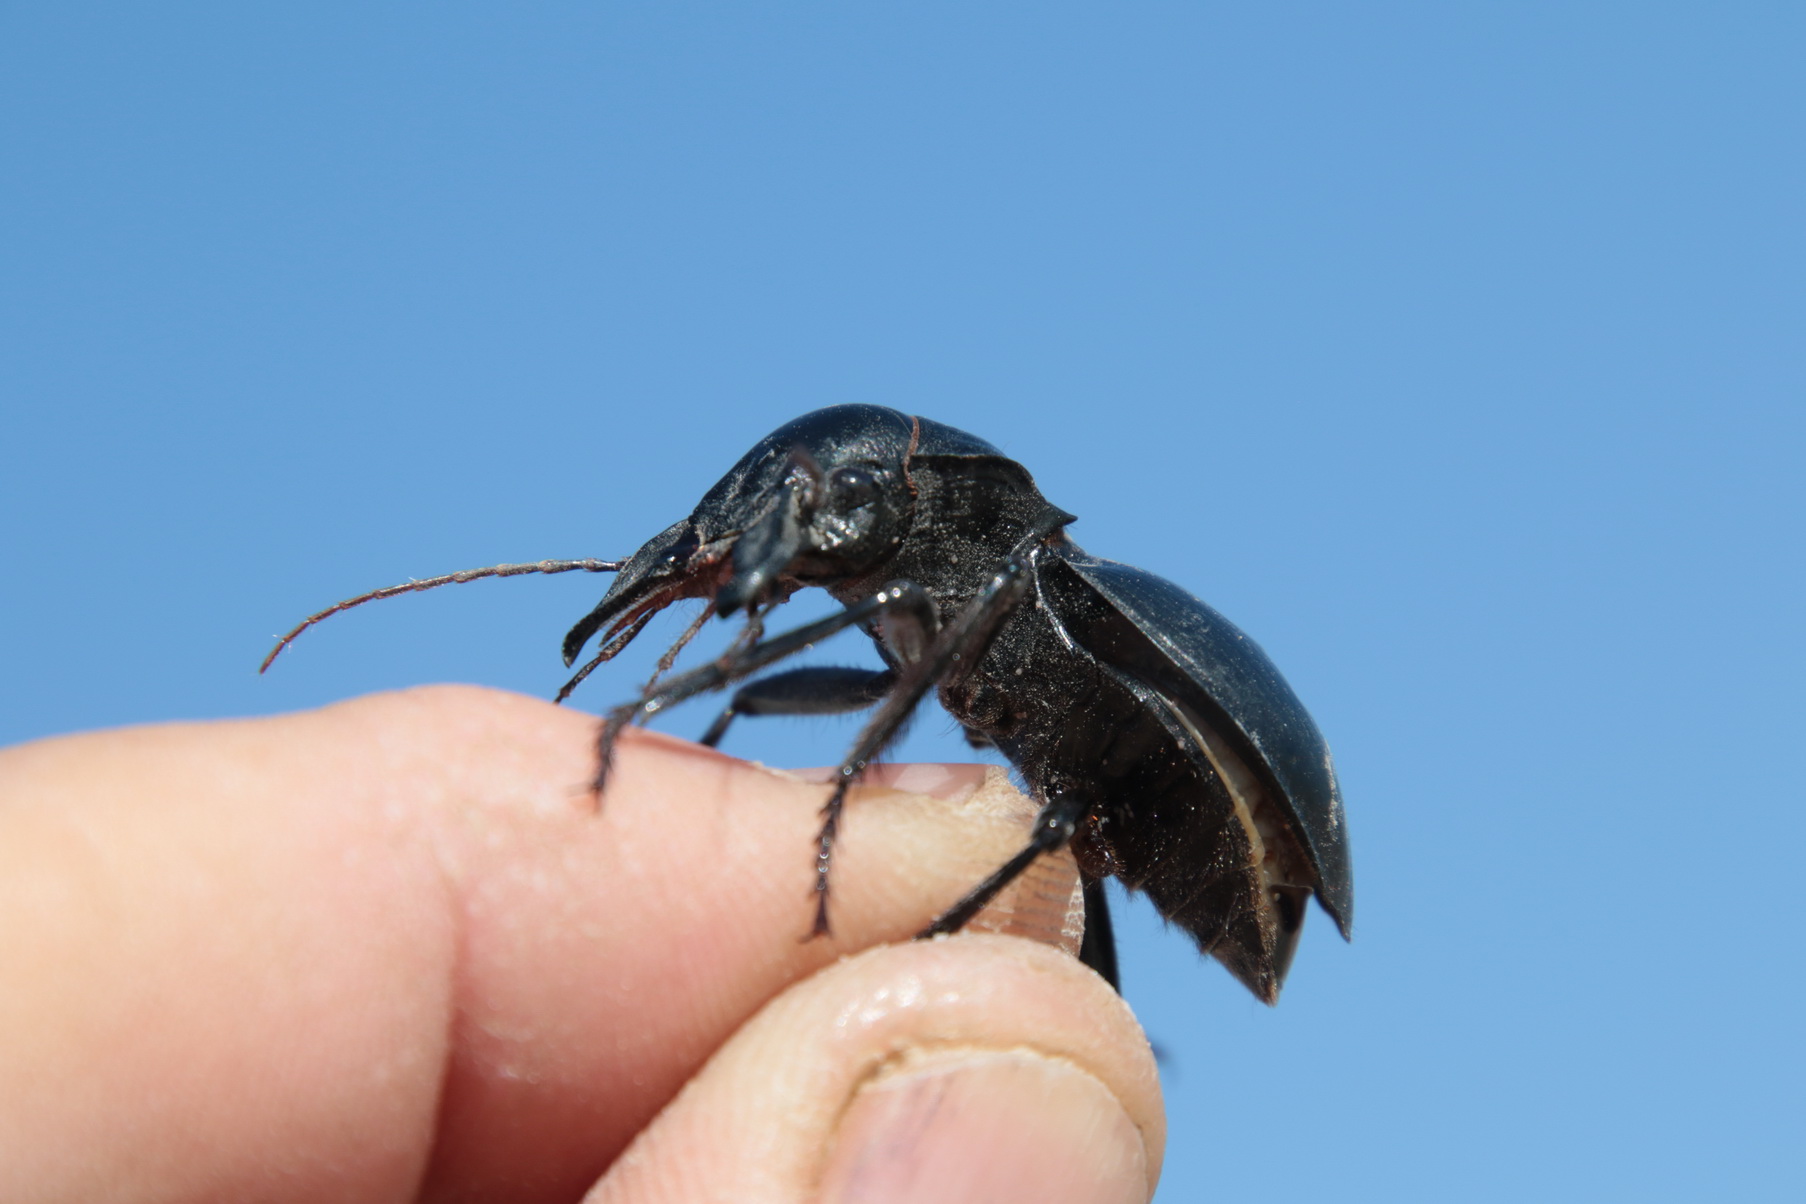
[555, 608, 655, 703]
[261, 558, 622, 673]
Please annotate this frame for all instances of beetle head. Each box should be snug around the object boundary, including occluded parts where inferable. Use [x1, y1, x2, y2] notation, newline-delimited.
[562, 405, 929, 666]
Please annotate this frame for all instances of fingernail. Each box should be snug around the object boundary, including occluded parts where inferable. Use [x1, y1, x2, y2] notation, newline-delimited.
[788, 762, 989, 802]
[874, 762, 988, 801]
[819, 1050, 1151, 1204]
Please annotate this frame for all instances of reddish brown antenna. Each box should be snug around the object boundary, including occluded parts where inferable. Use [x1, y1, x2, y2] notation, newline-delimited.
[260, 558, 622, 673]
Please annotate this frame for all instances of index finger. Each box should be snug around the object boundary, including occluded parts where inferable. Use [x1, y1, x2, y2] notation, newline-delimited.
[0, 685, 1097, 1202]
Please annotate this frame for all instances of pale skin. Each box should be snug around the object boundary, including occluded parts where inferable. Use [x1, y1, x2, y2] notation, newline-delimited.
[0, 686, 1164, 1203]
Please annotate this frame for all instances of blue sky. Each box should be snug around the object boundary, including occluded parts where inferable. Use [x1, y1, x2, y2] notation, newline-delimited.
[3, 5, 1801, 1199]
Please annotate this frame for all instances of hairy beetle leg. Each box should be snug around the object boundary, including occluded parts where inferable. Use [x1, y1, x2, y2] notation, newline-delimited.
[698, 666, 895, 748]
[808, 778, 855, 938]
[586, 584, 938, 802]
[806, 559, 1033, 938]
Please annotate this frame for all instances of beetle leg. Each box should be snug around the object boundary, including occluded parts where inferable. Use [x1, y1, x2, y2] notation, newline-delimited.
[592, 582, 938, 790]
[808, 558, 1033, 937]
[918, 785, 1093, 939]
[698, 666, 896, 748]
[1077, 878, 1121, 991]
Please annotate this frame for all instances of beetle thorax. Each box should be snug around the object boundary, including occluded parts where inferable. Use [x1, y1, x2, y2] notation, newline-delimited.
[826, 453, 1059, 613]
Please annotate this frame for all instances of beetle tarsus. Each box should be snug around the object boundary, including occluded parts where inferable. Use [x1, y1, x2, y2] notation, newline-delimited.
[591, 706, 636, 799]
[807, 790, 846, 940]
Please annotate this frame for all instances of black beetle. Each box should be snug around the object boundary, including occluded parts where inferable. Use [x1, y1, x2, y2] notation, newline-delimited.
[265, 405, 1351, 1002]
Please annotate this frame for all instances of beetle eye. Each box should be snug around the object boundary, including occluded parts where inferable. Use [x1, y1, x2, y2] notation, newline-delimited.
[830, 467, 881, 509]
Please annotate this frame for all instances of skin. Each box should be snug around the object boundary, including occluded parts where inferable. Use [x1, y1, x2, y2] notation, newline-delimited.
[0, 686, 1163, 1203]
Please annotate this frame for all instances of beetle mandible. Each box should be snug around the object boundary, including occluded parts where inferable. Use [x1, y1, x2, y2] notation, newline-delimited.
[265, 405, 1352, 1002]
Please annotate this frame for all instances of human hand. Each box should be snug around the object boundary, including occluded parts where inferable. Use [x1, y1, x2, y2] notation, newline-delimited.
[0, 686, 1163, 1203]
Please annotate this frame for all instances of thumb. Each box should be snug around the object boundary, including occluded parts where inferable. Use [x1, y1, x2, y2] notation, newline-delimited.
[584, 936, 1164, 1204]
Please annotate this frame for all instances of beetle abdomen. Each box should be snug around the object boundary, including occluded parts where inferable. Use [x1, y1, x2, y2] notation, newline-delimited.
[1068, 675, 1300, 1002]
